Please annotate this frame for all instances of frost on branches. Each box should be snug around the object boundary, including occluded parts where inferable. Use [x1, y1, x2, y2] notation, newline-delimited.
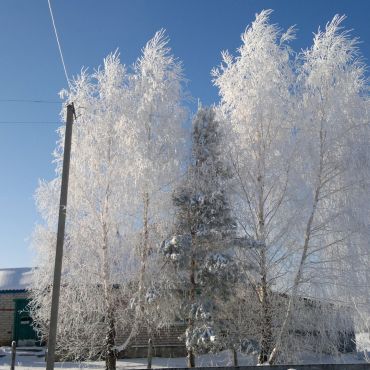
[160, 107, 237, 367]
[30, 30, 186, 370]
[29, 9, 370, 369]
[212, 9, 298, 364]
[213, 9, 370, 365]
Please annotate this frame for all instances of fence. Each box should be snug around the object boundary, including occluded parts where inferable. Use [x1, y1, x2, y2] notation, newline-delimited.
[157, 364, 370, 370]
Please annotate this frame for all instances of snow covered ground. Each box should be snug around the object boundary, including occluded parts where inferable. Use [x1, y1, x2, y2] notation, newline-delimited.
[0, 340, 369, 370]
[0, 348, 257, 370]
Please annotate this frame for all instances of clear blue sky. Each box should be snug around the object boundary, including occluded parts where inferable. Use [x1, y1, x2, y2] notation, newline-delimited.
[0, 0, 369, 268]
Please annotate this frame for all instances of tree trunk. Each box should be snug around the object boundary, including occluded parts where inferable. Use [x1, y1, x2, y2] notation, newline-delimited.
[258, 265, 273, 364]
[256, 168, 273, 365]
[105, 316, 116, 370]
[102, 247, 117, 370]
[187, 348, 195, 368]
[187, 229, 196, 368]
[138, 191, 150, 312]
[267, 125, 325, 365]
[259, 305, 273, 363]
[102, 190, 116, 370]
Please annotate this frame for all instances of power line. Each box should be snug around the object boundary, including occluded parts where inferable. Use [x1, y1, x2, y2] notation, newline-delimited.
[47, 0, 71, 88]
[0, 99, 61, 104]
[0, 121, 60, 125]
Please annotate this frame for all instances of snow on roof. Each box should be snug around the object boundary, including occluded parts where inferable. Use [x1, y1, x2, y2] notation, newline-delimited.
[0, 267, 33, 291]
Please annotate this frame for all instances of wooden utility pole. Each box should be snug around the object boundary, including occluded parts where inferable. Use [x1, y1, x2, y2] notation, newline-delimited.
[46, 103, 74, 370]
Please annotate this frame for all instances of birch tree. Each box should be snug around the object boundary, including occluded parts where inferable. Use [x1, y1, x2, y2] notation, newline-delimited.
[31, 54, 136, 370]
[269, 14, 370, 364]
[213, 10, 370, 364]
[121, 29, 187, 341]
[212, 10, 298, 364]
[30, 31, 187, 370]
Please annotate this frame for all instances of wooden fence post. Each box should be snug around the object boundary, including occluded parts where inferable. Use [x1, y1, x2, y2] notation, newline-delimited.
[232, 348, 238, 367]
[10, 341, 16, 370]
[147, 338, 153, 369]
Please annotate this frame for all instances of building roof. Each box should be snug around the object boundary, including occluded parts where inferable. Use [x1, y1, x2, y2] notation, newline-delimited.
[0, 267, 33, 291]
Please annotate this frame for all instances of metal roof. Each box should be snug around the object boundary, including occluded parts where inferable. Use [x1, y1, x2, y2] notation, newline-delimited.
[0, 267, 33, 291]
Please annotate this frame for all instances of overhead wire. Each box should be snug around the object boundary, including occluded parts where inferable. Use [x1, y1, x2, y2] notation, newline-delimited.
[0, 1, 71, 127]
[0, 99, 61, 104]
[0, 0, 71, 126]
[0, 121, 60, 125]
[0, 98, 63, 127]
[47, 0, 71, 89]
[0, 99, 63, 126]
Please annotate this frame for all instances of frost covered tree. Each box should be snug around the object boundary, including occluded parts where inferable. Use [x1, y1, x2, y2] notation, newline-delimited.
[213, 10, 370, 365]
[269, 14, 370, 364]
[121, 29, 187, 339]
[31, 54, 135, 370]
[29, 10, 370, 368]
[30, 31, 186, 370]
[160, 107, 236, 367]
[212, 10, 298, 364]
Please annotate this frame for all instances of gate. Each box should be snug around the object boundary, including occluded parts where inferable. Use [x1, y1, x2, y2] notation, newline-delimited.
[13, 298, 38, 345]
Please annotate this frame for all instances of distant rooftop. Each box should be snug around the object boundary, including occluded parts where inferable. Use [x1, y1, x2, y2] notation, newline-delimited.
[0, 267, 33, 291]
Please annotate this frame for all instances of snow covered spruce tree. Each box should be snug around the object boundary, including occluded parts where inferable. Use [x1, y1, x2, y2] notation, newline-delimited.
[160, 107, 236, 367]
[212, 10, 298, 364]
[30, 31, 186, 370]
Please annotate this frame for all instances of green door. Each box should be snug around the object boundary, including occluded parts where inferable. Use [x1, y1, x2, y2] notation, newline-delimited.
[13, 299, 38, 345]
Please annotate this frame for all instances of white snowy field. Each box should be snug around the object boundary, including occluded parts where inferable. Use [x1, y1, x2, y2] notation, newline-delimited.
[1, 334, 369, 370]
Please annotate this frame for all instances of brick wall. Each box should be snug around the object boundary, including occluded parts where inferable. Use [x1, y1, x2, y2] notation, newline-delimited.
[0, 291, 28, 346]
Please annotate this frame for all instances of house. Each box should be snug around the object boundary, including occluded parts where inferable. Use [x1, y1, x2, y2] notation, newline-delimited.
[0, 267, 356, 359]
[0, 267, 38, 346]
[0, 267, 185, 356]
